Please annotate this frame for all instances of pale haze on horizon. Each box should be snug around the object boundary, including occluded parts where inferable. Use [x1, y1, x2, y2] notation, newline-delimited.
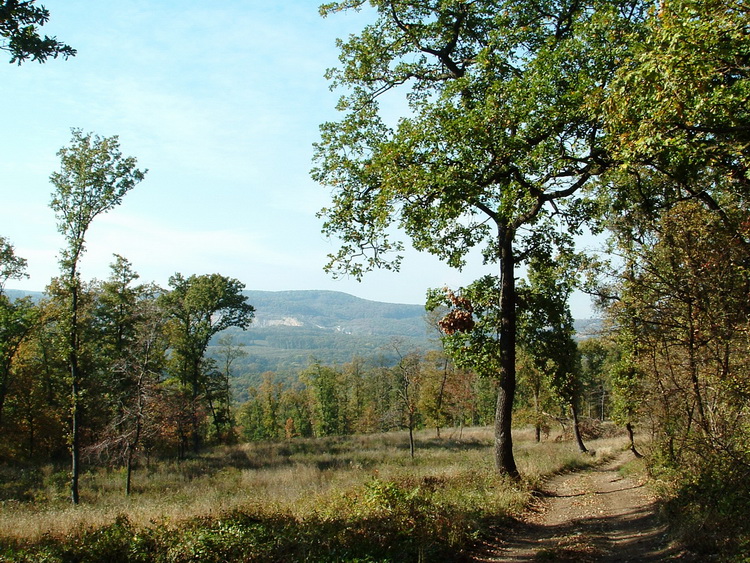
[0, 1, 596, 317]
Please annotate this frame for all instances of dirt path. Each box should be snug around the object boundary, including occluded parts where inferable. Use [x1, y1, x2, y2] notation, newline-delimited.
[473, 451, 693, 562]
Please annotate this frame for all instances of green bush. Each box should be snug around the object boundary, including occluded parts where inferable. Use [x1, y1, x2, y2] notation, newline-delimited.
[661, 454, 750, 561]
[0, 467, 43, 502]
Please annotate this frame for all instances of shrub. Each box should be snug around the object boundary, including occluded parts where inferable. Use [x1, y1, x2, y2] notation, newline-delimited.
[660, 453, 750, 560]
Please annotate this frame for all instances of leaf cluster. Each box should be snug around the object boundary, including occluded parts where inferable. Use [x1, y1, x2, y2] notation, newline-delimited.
[314, 0, 649, 278]
[49, 129, 147, 269]
[0, 0, 75, 64]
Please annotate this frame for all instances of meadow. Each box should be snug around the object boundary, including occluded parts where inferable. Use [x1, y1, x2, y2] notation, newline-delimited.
[0, 427, 627, 562]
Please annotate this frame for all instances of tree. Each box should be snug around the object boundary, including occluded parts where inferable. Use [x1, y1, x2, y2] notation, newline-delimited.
[515, 347, 552, 443]
[0, 237, 35, 430]
[604, 0, 750, 201]
[518, 249, 587, 453]
[0, 0, 75, 64]
[0, 236, 28, 290]
[88, 257, 167, 494]
[418, 350, 453, 438]
[390, 342, 421, 457]
[210, 334, 248, 443]
[601, 200, 750, 464]
[578, 337, 612, 421]
[0, 293, 36, 430]
[607, 344, 644, 458]
[49, 129, 146, 504]
[313, 0, 648, 477]
[426, 276, 511, 451]
[303, 362, 345, 437]
[159, 273, 254, 454]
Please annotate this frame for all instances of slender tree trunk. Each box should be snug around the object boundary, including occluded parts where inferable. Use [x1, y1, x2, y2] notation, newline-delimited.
[435, 359, 448, 438]
[26, 411, 35, 460]
[495, 228, 519, 478]
[625, 422, 643, 458]
[126, 370, 146, 496]
[191, 357, 202, 453]
[687, 302, 709, 437]
[571, 401, 588, 453]
[125, 446, 134, 496]
[69, 275, 81, 505]
[0, 374, 8, 429]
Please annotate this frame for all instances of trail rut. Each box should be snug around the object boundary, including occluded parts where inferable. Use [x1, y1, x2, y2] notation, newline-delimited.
[473, 451, 695, 562]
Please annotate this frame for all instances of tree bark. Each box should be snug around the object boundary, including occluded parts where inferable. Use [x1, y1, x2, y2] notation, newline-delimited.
[70, 273, 81, 505]
[495, 228, 519, 478]
[626, 422, 643, 458]
[571, 401, 588, 453]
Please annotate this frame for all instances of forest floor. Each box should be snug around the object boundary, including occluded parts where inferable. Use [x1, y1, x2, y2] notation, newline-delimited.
[472, 450, 700, 562]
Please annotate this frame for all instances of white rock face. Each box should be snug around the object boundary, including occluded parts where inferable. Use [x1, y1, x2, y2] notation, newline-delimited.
[263, 317, 303, 327]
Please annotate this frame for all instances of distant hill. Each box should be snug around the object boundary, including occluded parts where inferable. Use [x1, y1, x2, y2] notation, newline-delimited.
[4, 289, 44, 303]
[573, 318, 604, 338]
[215, 291, 438, 386]
[3, 287, 603, 397]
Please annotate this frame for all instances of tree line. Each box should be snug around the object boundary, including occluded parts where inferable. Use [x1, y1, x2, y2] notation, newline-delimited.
[0, 128, 255, 503]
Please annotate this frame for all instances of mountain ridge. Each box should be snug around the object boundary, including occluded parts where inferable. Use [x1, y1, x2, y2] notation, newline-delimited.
[4, 289, 602, 384]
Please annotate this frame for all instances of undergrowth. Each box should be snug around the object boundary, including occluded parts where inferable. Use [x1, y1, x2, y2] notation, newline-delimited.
[0, 427, 624, 562]
[652, 452, 750, 562]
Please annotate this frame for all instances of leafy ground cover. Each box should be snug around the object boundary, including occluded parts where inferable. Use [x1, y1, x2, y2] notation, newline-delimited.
[0, 427, 625, 562]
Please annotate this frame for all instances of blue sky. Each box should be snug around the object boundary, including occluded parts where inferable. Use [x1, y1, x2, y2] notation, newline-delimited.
[1, 1, 595, 316]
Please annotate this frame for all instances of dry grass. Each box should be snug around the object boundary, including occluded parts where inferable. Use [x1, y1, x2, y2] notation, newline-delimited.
[0, 426, 628, 543]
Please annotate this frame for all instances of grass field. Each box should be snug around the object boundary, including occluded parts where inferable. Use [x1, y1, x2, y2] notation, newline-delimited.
[0, 426, 627, 562]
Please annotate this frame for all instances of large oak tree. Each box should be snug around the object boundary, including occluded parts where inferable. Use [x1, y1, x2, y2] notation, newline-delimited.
[313, 0, 648, 476]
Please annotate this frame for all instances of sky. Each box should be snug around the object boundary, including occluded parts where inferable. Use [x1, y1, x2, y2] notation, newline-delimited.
[0, 1, 596, 317]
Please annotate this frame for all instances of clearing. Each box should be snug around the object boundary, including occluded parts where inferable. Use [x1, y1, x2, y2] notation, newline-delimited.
[473, 450, 696, 562]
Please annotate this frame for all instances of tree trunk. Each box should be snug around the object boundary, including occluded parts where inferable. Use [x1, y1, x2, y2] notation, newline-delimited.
[495, 229, 519, 478]
[69, 275, 81, 505]
[626, 422, 643, 458]
[435, 359, 448, 439]
[571, 401, 588, 453]
[26, 410, 35, 460]
[125, 446, 134, 496]
[191, 374, 202, 454]
[0, 376, 8, 429]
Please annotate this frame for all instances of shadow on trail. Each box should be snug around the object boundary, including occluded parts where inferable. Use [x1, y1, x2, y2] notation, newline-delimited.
[490, 496, 684, 562]
[546, 482, 646, 500]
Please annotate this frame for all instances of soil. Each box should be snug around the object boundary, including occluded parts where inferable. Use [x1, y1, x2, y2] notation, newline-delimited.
[471, 451, 699, 562]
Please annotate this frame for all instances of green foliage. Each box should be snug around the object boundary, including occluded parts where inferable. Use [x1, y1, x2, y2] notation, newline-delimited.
[48, 129, 146, 504]
[0, 0, 75, 64]
[607, 353, 643, 428]
[0, 294, 36, 421]
[426, 277, 504, 379]
[314, 1, 648, 474]
[661, 452, 750, 560]
[50, 130, 146, 270]
[160, 273, 255, 453]
[605, 0, 750, 191]
[517, 249, 580, 405]
[593, 0, 750, 544]
[303, 362, 347, 437]
[0, 237, 28, 290]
